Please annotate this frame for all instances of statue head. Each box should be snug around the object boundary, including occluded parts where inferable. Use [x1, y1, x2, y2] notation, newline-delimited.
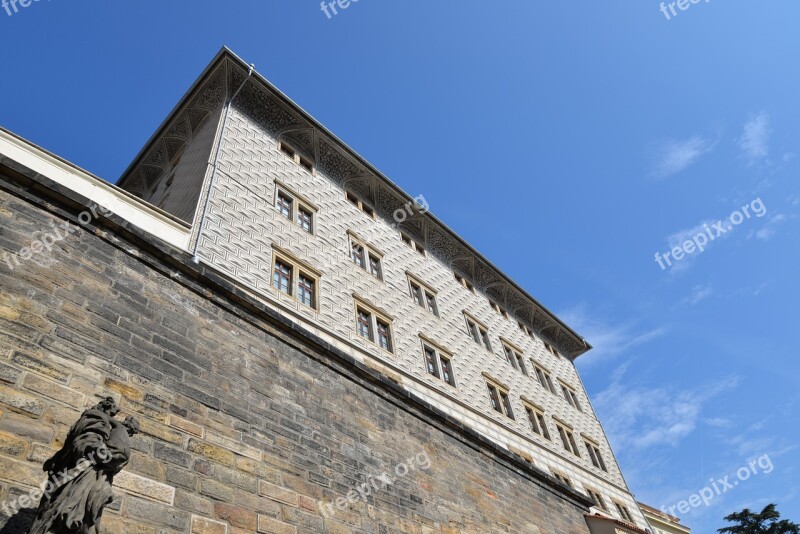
[95, 396, 119, 416]
[122, 416, 140, 437]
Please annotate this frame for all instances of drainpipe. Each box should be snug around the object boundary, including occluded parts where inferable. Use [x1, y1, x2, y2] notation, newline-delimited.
[192, 63, 255, 263]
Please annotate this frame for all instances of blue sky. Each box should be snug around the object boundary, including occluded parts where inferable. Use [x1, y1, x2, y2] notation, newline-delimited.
[2, 1, 798, 531]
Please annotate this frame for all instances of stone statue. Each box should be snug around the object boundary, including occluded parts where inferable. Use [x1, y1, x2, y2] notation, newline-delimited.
[28, 397, 139, 534]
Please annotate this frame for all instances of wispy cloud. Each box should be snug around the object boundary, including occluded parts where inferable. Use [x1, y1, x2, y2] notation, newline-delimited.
[751, 213, 791, 241]
[559, 305, 667, 364]
[738, 112, 771, 165]
[683, 284, 714, 306]
[650, 136, 716, 180]
[595, 364, 739, 451]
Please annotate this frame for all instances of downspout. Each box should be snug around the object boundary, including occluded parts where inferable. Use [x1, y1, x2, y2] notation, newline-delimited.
[191, 63, 255, 263]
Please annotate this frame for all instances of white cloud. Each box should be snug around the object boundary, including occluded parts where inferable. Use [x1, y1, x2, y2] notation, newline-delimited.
[650, 136, 716, 180]
[559, 305, 667, 364]
[750, 213, 791, 241]
[595, 365, 739, 451]
[683, 284, 713, 306]
[738, 112, 771, 165]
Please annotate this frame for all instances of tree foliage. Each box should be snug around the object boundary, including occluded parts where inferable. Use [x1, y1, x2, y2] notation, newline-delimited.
[719, 504, 800, 534]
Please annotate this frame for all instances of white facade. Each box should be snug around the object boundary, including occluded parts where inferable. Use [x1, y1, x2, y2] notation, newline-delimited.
[118, 49, 648, 530]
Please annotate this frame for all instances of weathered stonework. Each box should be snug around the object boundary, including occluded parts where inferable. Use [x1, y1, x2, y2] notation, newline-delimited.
[0, 159, 597, 532]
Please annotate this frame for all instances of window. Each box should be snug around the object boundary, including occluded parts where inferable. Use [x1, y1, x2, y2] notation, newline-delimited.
[502, 342, 527, 375]
[376, 320, 392, 352]
[533, 363, 557, 394]
[518, 322, 533, 337]
[279, 142, 314, 174]
[400, 232, 426, 256]
[345, 191, 375, 218]
[454, 273, 475, 294]
[560, 382, 582, 412]
[524, 405, 551, 440]
[584, 440, 608, 472]
[464, 314, 492, 351]
[586, 488, 607, 511]
[349, 234, 383, 281]
[354, 300, 393, 354]
[276, 191, 293, 220]
[552, 472, 572, 487]
[274, 185, 316, 235]
[556, 422, 581, 458]
[422, 341, 455, 387]
[297, 274, 316, 308]
[615, 502, 634, 523]
[486, 381, 514, 419]
[270, 251, 320, 310]
[408, 276, 439, 317]
[543, 341, 559, 357]
[273, 259, 292, 295]
[298, 206, 313, 233]
[490, 301, 509, 319]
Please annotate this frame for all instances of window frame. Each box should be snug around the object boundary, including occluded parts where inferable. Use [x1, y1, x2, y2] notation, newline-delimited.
[614, 502, 634, 523]
[586, 488, 607, 511]
[583, 437, 608, 472]
[501, 339, 528, 376]
[490, 301, 509, 319]
[274, 182, 318, 235]
[454, 272, 476, 294]
[400, 232, 426, 256]
[532, 362, 557, 394]
[278, 141, 315, 174]
[270, 249, 321, 311]
[353, 297, 394, 354]
[407, 274, 439, 317]
[348, 232, 384, 282]
[559, 381, 583, 412]
[464, 312, 492, 352]
[420, 337, 456, 387]
[523, 401, 551, 441]
[484, 376, 514, 420]
[555, 420, 581, 458]
[345, 190, 376, 219]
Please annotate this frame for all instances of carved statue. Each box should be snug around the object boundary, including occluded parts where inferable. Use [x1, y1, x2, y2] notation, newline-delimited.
[28, 397, 139, 534]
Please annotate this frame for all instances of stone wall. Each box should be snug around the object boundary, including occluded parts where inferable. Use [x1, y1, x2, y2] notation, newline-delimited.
[0, 168, 592, 533]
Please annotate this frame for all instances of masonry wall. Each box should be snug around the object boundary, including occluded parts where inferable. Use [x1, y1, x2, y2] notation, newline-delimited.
[0, 174, 592, 533]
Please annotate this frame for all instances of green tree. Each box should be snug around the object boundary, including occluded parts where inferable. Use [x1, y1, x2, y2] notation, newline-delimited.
[719, 504, 800, 533]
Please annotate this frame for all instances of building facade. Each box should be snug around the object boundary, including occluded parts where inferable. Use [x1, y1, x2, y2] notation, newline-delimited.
[639, 503, 691, 534]
[0, 47, 648, 533]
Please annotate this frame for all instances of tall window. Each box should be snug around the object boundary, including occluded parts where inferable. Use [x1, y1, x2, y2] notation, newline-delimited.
[502, 342, 527, 376]
[279, 142, 314, 174]
[585, 441, 608, 472]
[454, 273, 475, 294]
[552, 472, 572, 487]
[376, 320, 392, 352]
[465, 314, 492, 351]
[486, 382, 514, 419]
[349, 234, 383, 281]
[400, 233, 426, 256]
[490, 301, 509, 319]
[422, 342, 455, 387]
[273, 260, 292, 295]
[354, 301, 393, 353]
[276, 192, 293, 220]
[357, 309, 373, 341]
[298, 206, 313, 233]
[345, 191, 374, 217]
[275, 185, 316, 235]
[297, 274, 315, 308]
[556, 422, 580, 458]
[533, 363, 557, 394]
[615, 502, 634, 523]
[271, 252, 320, 310]
[408, 277, 438, 317]
[560, 382, 582, 411]
[544, 341, 559, 357]
[586, 488, 607, 511]
[524, 405, 551, 440]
